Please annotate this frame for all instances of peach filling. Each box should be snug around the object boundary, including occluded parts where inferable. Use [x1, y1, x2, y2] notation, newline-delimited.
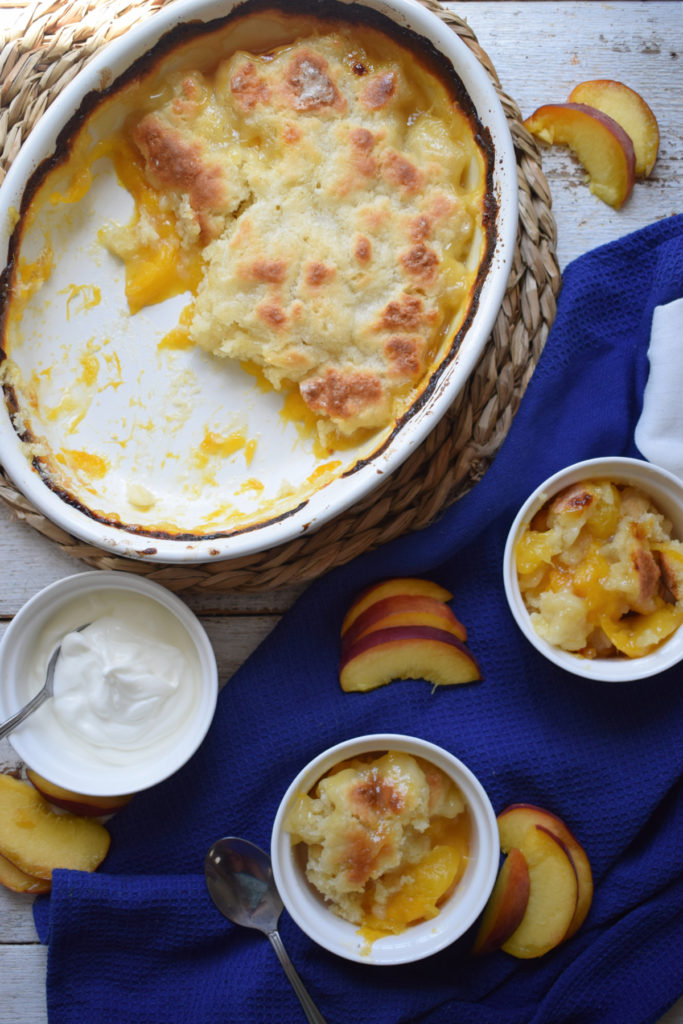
[516, 479, 683, 658]
[285, 751, 470, 939]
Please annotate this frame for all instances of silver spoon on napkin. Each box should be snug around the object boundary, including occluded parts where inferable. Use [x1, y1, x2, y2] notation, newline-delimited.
[205, 837, 327, 1024]
[0, 624, 90, 741]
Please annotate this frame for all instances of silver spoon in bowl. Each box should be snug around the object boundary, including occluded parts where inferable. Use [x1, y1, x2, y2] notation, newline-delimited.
[205, 837, 327, 1024]
[0, 624, 90, 741]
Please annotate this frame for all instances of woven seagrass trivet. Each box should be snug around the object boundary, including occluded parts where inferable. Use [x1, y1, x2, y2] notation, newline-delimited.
[0, 0, 561, 592]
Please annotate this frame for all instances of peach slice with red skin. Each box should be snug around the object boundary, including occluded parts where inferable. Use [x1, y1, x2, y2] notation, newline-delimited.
[498, 804, 593, 940]
[339, 625, 481, 692]
[341, 594, 467, 653]
[500, 824, 579, 959]
[524, 102, 636, 208]
[341, 578, 453, 634]
[472, 847, 530, 955]
[26, 768, 133, 818]
[568, 80, 659, 177]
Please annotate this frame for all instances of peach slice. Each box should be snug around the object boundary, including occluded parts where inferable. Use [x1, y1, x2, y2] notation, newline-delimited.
[600, 603, 683, 658]
[339, 625, 481, 692]
[568, 80, 659, 177]
[26, 769, 134, 818]
[472, 847, 530, 955]
[341, 594, 467, 653]
[501, 825, 578, 959]
[524, 102, 636, 208]
[0, 851, 51, 895]
[341, 578, 453, 634]
[498, 804, 593, 939]
[364, 843, 466, 933]
[0, 773, 110, 880]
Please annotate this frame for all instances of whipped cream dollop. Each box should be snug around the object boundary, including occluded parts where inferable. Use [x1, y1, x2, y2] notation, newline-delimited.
[30, 590, 202, 766]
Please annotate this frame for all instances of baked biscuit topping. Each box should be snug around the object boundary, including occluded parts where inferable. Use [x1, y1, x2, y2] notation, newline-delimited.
[105, 23, 492, 443]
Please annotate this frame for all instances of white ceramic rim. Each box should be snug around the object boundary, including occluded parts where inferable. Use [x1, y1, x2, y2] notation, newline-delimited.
[0, 0, 518, 564]
[271, 732, 499, 965]
[0, 571, 219, 794]
[503, 457, 683, 682]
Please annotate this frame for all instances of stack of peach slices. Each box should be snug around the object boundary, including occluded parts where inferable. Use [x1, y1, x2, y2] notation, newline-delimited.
[339, 577, 481, 692]
[0, 770, 131, 895]
[473, 804, 593, 959]
[524, 79, 660, 209]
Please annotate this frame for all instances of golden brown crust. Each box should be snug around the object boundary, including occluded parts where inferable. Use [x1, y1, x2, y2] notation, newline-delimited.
[550, 483, 595, 514]
[256, 301, 288, 329]
[230, 61, 270, 111]
[117, 28, 491, 440]
[350, 771, 404, 820]
[247, 259, 288, 283]
[382, 150, 423, 193]
[401, 243, 439, 281]
[348, 127, 378, 177]
[379, 295, 429, 331]
[344, 824, 394, 886]
[300, 368, 384, 420]
[385, 336, 423, 379]
[354, 235, 372, 262]
[630, 536, 660, 613]
[410, 214, 432, 242]
[281, 49, 346, 112]
[304, 261, 336, 287]
[361, 71, 397, 110]
[133, 115, 227, 241]
[659, 549, 683, 601]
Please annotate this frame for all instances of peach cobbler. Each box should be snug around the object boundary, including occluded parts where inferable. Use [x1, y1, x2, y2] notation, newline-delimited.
[0, 1, 496, 540]
[515, 479, 683, 658]
[284, 750, 470, 934]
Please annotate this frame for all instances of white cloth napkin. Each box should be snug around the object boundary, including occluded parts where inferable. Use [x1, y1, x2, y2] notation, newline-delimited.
[635, 297, 683, 481]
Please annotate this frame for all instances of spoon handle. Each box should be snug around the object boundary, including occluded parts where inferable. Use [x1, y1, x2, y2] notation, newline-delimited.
[267, 929, 328, 1024]
[0, 627, 89, 741]
[0, 688, 50, 740]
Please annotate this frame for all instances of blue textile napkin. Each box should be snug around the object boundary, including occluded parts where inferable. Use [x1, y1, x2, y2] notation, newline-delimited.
[34, 215, 683, 1024]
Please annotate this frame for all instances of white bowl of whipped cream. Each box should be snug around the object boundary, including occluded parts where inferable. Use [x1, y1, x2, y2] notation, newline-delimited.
[0, 571, 218, 795]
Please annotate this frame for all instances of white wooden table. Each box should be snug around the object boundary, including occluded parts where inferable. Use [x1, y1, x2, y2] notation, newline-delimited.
[1, 3, 681, 1021]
